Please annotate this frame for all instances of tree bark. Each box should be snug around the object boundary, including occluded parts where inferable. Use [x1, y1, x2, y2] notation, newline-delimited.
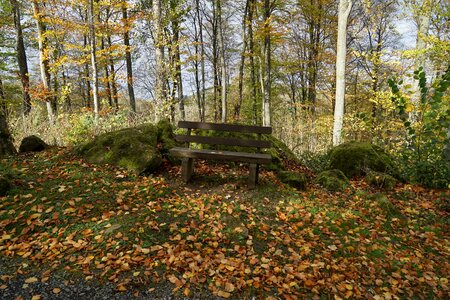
[235, 0, 250, 120]
[262, 0, 271, 127]
[122, 1, 136, 113]
[10, 0, 31, 116]
[107, 35, 119, 111]
[218, 0, 227, 123]
[0, 112, 16, 157]
[32, 0, 55, 123]
[153, 0, 167, 119]
[332, 0, 352, 146]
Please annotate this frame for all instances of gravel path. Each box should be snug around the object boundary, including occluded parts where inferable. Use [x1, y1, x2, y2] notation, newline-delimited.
[0, 259, 219, 300]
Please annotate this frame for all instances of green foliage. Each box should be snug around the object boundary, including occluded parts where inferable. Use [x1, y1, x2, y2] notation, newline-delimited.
[299, 151, 330, 174]
[388, 65, 450, 188]
[65, 110, 131, 145]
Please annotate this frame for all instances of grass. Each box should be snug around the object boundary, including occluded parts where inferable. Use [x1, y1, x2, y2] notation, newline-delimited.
[0, 148, 449, 299]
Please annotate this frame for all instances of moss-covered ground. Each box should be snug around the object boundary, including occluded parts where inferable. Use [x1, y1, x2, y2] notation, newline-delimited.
[0, 148, 448, 299]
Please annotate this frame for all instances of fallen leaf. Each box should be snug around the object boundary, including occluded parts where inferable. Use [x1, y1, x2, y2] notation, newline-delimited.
[25, 277, 38, 284]
[52, 288, 61, 294]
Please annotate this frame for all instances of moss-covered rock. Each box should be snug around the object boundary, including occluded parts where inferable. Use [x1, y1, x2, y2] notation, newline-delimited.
[78, 124, 165, 175]
[19, 135, 48, 153]
[328, 141, 398, 178]
[366, 171, 398, 190]
[0, 176, 11, 196]
[316, 169, 349, 192]
[156, 119, 180, 163]
[278, 171, 307, 190]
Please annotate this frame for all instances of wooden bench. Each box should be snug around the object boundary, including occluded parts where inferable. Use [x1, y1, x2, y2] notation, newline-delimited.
[169, 121, 272, 188]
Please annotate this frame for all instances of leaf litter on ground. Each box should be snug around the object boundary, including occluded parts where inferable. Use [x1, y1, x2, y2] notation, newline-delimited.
[0, 148, 448, 299]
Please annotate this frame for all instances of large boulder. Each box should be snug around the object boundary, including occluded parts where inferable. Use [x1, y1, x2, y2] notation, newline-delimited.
[19, 135, 48, 153]
[328, 141, 398, 178]
[77, 121, 177, 175]
[316, 169, 349, 192]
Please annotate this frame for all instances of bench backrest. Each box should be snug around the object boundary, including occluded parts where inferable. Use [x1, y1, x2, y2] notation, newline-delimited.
[176, 121, 272, 149]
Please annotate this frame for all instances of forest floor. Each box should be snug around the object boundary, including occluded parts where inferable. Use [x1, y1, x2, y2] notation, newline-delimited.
[0, 148, 449, 299]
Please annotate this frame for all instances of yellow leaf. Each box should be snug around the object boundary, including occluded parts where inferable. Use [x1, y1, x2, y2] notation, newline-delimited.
[217, 290, 231, 298]
[225, 282, 235, 292]
[183, 287, 190, 297]
[117, 285, 127, 292]
[52, 288, 61, 294]
[31, 295, 41, 300]
[25, 277, 38, 284]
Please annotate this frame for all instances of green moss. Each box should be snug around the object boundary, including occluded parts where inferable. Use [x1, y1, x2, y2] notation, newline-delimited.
[77, 124, 164, 175]
[316, 169, 349, 192]
[278, 171, 307, 190]
[371, 193, 401, 217]
[366, 171, 398, 190]
[328, 141, 398, 178]
[156, 119, 180, 163]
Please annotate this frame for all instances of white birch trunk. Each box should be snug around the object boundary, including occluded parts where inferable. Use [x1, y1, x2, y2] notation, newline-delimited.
[332, 0, 352, 146]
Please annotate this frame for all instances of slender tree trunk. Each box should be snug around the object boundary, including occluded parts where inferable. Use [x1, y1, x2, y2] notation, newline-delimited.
[235, 0, 250, 120]
[170, 14, 184, 121]
[11, 0, 31, 116]
[101, 37, 113, 107]
[122, 2, 136, 113]
[0, 77, 6, 114]
[218, 0, 227, 123]
[262, 0, 271, 127]
[248, 0, 257, 124]
[89, 0, 100, 119]
[83, 33, 92, 108]
[153, 0, 167, 119]
[32, 0, 54, 123]
[107, 35, 119, 110]
[199, 1, 206, 122]
[332, 0, 353, 146]
[193, 17, 202, 121]
[212, 0, 220, 122]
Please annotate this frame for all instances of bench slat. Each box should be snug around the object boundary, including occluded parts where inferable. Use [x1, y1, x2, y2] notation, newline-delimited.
[175, 135, 272, 148]
[170, 147, 272, 164]
[178, 121, 272, 134]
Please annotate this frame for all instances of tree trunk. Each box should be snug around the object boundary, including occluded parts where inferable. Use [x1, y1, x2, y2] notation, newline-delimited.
[262, 0, 271, 127]
[171, 16, 184, 121]
[218, 0, 227, 123]
[235, 0, 250, 120]
[0, 112, 16, 157]
[32, 0, 55, 123]
[89, 0, 100, 119]
[107, 35, 119, 111]
[11, 0, 31, 116]
[0, 77, 6, 115]
[248, 0, 257, 125]
[153, 0, 167, 119]
[83, 33, 92, 108]
[122, 2, 136, 113]
[332, 0, 352, 146]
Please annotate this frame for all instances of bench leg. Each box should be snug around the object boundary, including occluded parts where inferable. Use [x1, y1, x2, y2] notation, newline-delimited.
[182, 158, 194, 182]
[248, 163, 259, 189]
